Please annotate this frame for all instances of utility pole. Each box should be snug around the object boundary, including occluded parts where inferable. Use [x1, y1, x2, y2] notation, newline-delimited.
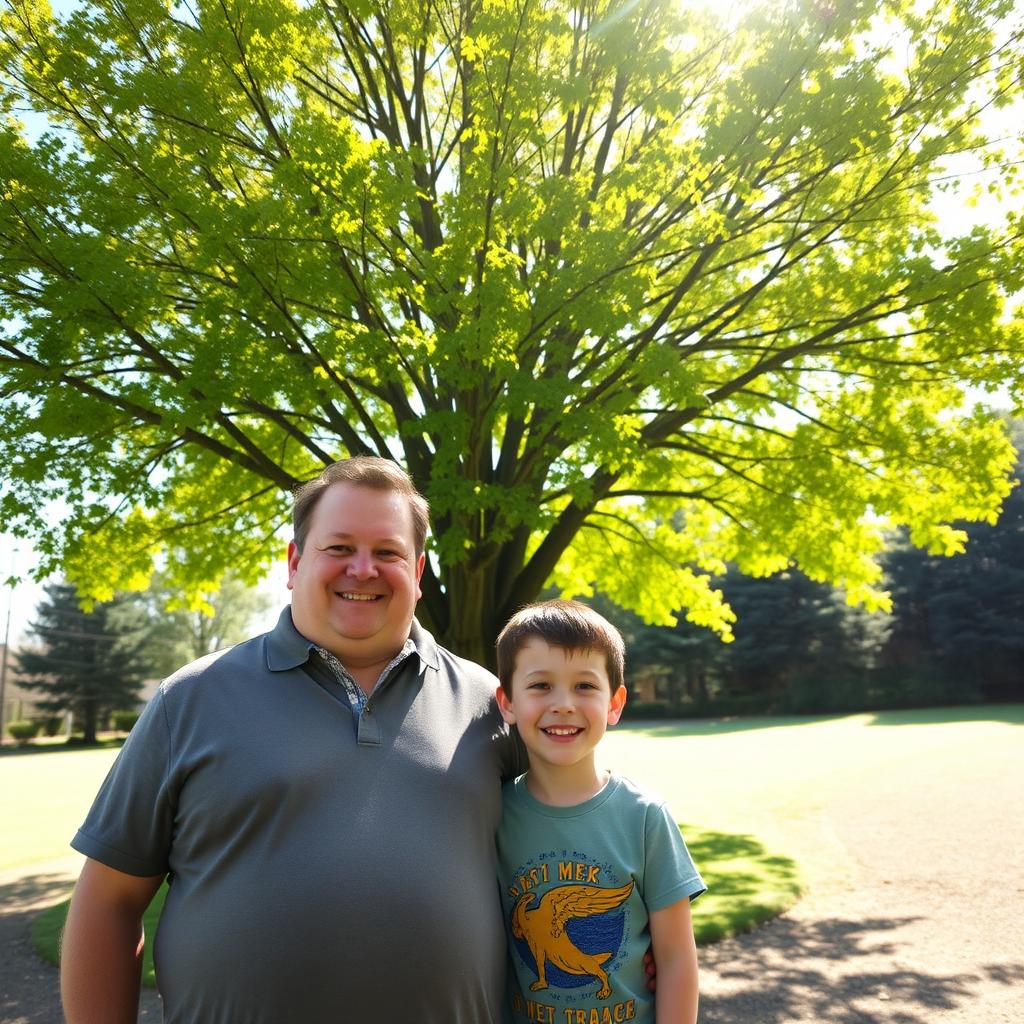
[0, 576, 11, 746]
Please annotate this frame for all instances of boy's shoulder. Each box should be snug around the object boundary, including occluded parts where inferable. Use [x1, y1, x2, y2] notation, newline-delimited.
[606, 772, 671, 812]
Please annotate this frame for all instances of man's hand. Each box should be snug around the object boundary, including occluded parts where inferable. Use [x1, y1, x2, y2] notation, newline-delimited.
[644, 946, 657, 990]
[61, 858, 164, 1024]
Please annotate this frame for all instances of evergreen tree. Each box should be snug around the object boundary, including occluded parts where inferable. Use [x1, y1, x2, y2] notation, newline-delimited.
[15, 581, 145, 743]
[883, 423, 1024, 701]
[712, 568, 887, 712]
[582, 590, 722, 711]
[592, 565, 892, 715]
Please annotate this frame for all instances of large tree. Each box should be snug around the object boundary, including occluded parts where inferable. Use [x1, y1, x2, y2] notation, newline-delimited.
[15, 580, 145, 743]
[1, 0, 1022, 665]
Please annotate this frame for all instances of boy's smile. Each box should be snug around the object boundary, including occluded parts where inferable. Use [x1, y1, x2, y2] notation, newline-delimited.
[496, 639, 627, 798]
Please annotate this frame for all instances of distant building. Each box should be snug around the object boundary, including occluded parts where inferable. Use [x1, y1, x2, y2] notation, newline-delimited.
[0, 641, 47, 726]
[136, 678, 161, 708]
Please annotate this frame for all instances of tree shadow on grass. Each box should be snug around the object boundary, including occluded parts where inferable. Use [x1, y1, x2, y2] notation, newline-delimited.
[615, 702, 1024, 739]
[865, 704, 1024, 728]
[698, 914, 1024, 1023]
[618, 714, 849, 739]
[682, 826, 802, 946]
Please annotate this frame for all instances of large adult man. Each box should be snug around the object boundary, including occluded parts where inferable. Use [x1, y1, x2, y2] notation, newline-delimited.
[61, 457, 523, 1023]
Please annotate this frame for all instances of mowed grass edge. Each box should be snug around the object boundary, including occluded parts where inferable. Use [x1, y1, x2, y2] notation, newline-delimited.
[31, 823, 802, 986]
[21, 704, 1024, 982]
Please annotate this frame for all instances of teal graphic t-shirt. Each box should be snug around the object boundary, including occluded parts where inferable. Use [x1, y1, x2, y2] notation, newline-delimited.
[496, 774, 706, 1024]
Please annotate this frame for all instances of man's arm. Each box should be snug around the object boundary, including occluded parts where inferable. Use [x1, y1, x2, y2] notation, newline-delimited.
[649, 897, 700, 1024]
[61, 858, 165, 1024]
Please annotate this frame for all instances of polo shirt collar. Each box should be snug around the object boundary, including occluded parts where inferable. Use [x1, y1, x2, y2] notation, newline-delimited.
[407, 617, 441, 672]
[265, 606, 441, 674]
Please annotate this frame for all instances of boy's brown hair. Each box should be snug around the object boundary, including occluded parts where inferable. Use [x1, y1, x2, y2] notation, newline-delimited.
[496, 599, 625, 695]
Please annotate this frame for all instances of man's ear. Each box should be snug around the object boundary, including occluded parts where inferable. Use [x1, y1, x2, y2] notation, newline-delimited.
[413, 551, 426, 600]
[607, 685, 627, 726]
[286, 540, 301, 590]
[495, 684, 516, 725]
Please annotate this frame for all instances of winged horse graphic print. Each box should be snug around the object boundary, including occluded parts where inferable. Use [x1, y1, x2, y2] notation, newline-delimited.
[511, 880, 635, 999]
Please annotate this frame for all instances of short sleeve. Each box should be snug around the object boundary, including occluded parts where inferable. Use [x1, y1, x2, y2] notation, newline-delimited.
[642, 801, 707, 911]
[71, 687, 176, 877]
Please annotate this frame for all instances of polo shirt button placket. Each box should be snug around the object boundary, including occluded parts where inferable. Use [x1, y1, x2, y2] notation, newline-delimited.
[357, 703, 381, 746]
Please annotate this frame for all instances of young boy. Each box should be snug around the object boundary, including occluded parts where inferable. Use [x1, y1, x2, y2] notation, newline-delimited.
[495, 600, 705, 1024]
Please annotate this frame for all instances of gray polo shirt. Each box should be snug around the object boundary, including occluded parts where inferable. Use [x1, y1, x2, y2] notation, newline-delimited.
[73, 609, 523, 1023]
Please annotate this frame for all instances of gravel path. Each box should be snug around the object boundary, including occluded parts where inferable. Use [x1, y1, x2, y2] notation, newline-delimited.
[699, 725, 1024, 1023]
[2, 724, 1020, 1023]
[0, 857, 162, 1024]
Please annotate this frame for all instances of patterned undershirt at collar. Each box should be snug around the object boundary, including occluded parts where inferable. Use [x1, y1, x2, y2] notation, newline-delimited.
[314, 639, 417, 713]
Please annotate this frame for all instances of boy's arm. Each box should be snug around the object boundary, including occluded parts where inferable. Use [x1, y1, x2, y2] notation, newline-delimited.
[649, 896, 699, 1024]
[61, 858, 164, 1024]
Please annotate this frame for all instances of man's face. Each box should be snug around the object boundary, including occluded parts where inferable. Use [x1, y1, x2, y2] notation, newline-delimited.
[287, 483, 425, 667]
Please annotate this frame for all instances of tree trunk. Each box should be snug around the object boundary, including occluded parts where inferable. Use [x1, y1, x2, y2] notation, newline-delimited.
[81, 702, 98, 745]
[439, 565, 500, 673]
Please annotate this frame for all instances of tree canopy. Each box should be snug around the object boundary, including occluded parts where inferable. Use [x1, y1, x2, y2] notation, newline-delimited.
[2, 0, 1022, 664]
[113, 567, 272, 676]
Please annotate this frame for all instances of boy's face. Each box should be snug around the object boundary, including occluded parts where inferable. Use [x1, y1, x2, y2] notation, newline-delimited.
[496, 638, 627, 774]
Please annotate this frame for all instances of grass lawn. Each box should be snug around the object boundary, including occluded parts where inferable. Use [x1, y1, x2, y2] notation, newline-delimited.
[604, 702, 1024, 900]
[11, 703, 1022, 985]
[0, 743, 126, 871]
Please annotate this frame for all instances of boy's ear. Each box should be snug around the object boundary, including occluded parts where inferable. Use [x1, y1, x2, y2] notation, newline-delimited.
[495, 684, 516, 725]
[607, 685, 627, 726]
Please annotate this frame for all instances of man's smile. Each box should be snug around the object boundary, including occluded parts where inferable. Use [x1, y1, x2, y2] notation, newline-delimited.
[338, 592, 382, 601]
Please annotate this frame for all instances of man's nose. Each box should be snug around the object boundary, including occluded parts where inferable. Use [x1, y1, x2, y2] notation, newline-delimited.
[345, 551, 378, 579]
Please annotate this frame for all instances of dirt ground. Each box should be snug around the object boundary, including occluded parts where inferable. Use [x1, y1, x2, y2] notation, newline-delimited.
[2, 724, 1021, 1023]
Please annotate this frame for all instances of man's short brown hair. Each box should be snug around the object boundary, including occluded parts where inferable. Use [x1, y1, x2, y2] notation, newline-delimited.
[292, 457, 430, 554]
[496, 599, 625, 695]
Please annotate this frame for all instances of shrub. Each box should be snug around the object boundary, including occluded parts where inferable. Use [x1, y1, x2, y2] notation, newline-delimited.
[41, 716, 65, 737]
[620, 701, 670, 719]
[7, 720, 40, 741]
[111, 710, 141, 733]
[868, 669, 983, 710]
[781, 674, 869, 715]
